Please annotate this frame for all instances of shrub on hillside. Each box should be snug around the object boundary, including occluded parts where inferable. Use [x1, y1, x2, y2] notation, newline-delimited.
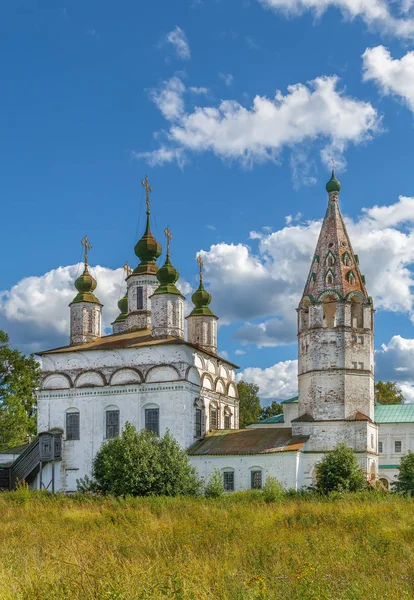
[262, 476, 284, 502]
[204, 469, 224, 498]
[315, 443, 367, 495]
[392, 450, 414, 496]
[77, 423, 201, 497]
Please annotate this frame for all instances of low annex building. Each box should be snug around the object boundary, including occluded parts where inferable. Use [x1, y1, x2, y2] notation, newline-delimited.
[1, 173, 413, 493]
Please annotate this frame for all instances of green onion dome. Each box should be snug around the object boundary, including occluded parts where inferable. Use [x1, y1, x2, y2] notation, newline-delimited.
[189, 282, 216, 317]
[326, 170, 341, 193]
[72, 266, 101, 304]
[133, 213, 162, 275]
[152, 255, 183, 296]
[113, 294, 128, 323]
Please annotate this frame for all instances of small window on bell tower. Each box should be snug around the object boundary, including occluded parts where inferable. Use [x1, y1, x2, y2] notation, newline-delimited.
[137, 287, 143, 310]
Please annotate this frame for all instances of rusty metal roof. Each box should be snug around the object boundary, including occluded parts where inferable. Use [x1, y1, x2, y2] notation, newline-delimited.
[188, 428, 309, 456]
[37, 329, 239, 368]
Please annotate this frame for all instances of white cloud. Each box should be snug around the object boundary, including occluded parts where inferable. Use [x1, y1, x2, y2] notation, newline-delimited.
[235, 349, 246, 355]
[138, 75, 381, 169]
[258, 0, 414, 39]
[219, 72, 234, 87]
[375, 336, 414, 401]
[362, 46, 414, 112]
[166, 26, 191, 60]
[0, 264, 124, 352]
[199, 195, 414, 347]
[189, 86, 209, 95]
[237, 359, 298, 400]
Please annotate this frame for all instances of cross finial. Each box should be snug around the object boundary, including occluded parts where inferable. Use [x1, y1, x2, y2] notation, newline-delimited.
[164, 226, 172, 256]
[197, 254, 204, 283]
[81, 235, 92, 267]
[331, 158, 335, 174]
[123, 261, 132, 278]
[141, 175, 152, 214]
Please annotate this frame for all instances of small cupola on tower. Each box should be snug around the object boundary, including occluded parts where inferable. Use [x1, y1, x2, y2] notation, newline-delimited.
[69, 236, 102, 345]
[186, 255, 218, 354]
[111, 263, 130, 334]
[126, 176, 162, 331]
[150, 227, 184, 339]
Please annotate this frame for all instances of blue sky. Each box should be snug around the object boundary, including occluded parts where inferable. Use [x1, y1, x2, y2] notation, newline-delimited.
[2, 0, 414, 402]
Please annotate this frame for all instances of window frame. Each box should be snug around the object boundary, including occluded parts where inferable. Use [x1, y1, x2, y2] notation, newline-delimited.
[224, 414, 231, 429]
[195, 408, 202, 438]
[223, 471, 234, 492]
[251, 470, 262, 490]
[145, 408, 159, 436]
[378, 440, 383, 454]
[210, 406, 218, 430]
[66, 411, 80, 441]
[394, 440, 402, 453]
[106, 409, 120, 439]
[136, 286, 144, 310]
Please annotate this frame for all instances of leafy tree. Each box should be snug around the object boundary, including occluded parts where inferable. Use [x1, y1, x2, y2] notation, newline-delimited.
[204, 469, 224, 498]
[315, 443, 367, 495]
[392, 451, 414, 496]
[262, 476, 284, 502]
[79, 423, 201, 497]
[260, 401, 283, 421]
[375, 381, 404, 405]
[0, 330, 41, 451]
[238, 381, 261, 428]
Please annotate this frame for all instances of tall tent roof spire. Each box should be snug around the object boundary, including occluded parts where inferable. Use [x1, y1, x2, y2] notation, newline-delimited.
[301, 172, 369, 303]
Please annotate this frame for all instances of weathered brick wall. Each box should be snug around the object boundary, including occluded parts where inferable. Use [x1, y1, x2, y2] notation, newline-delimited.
[151, 293, 184, 339]
[126, 274, 158, 330]
[187, 315, 217, 353]
[70, 302, 101, 345]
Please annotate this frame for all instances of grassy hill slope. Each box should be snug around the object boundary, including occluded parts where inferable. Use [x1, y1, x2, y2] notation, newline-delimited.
[0, 491, 413, 599]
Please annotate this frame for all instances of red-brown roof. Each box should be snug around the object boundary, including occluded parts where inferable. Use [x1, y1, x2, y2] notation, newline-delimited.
[188, 428, 309, 456]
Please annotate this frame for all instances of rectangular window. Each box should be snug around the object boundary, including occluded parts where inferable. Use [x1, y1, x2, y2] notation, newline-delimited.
[137, 287, 144, 310]
[371, 434, 374, 449]
[145, 408, 159, 436]
[223, 471, 234, 492]
[195, 409, 202, 438]
[224, 414, 231, 429]
[210, 408, 218, 430]
[395, 440, 402, 453]
[66, 412, 80, 440]
[251, 471, 262, 489]
[106, 410, 120, 439]
[378, 441, 383, 454]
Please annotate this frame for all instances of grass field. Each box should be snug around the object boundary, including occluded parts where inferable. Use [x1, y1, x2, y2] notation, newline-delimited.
[0, 490, 413, 600]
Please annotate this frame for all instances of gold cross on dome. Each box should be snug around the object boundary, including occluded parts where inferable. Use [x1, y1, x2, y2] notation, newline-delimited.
[141, 175, 152, 214]
[81, 235, 92, 266]
[123, 261, 132, 278]
[164, 226, 172, 255]
[197, 254, 204, 283]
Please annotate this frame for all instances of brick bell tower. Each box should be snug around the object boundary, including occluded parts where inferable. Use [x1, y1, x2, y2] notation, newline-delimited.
[293, 171, 378, 482]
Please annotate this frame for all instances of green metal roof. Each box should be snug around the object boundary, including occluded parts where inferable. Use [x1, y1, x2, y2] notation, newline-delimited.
[281, 396, 298, 405]
[374, 403, 414, 424]
[256, 414, 285, 424]
[379, 465, 399, 469]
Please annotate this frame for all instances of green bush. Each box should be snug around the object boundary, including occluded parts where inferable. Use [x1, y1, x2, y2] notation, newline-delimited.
[315, 443, 367, 495]
[262, 476, 284, 502]
[392, 450, 414, 496]
[78, 423, 201, 497]
[204, 469, 224, 498]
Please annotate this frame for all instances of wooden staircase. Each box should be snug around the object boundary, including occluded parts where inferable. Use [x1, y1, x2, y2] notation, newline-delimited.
[0, 432, 62, 491]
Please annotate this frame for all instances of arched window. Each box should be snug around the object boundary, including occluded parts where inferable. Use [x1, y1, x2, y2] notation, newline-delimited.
[325, 269, 334, 286]
[323, 295, 337, 328]
[326, 251, 335, 267]
[342, 252, 351, 267]
[224, 406, 232, 429]
[351, 296, 363, 329]
[346, 270, 356, 285]
[250, 468, 263, 489]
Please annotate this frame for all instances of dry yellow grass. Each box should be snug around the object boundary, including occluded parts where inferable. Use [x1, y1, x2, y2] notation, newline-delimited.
[0, 490, 413, 599]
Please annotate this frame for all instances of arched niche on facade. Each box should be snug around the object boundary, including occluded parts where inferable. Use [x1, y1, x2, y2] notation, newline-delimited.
[75, 370, 106, 388]
[42, 373, 72, 390]
[201, 373, 214, 390]
[227, 383, 237, 398]
[146, 365, 180, 383]
[322, 294, 338, 328]
[219, 364, 228, 380]
[186, 366, 201, 386]
[110, 368, 143, 386]
[215, 378, 226, 395]
[206, 360, 217, 376]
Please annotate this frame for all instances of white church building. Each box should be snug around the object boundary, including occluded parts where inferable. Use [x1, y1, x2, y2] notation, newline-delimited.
[1, 173, 413, 493]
